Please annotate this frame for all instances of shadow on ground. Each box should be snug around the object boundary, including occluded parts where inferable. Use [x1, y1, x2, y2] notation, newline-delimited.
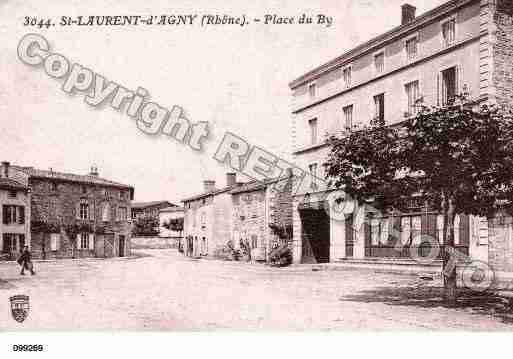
[0, 278, 16, 290]
[340, 285, 513, 325]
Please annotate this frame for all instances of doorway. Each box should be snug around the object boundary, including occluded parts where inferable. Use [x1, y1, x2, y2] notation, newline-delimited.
[118, 235, 125, 257]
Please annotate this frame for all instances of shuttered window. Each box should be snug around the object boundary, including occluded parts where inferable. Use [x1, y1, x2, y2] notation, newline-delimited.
[50, 233, 60, 251]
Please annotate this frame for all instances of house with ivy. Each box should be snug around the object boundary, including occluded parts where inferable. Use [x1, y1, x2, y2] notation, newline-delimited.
[9, 163, 134, 259]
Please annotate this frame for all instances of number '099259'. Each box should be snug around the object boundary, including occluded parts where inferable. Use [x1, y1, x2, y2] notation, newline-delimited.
[12, 344, 44, 352]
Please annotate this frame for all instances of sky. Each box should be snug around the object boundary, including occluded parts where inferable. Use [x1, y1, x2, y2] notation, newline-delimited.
[0, 0, 446, 204]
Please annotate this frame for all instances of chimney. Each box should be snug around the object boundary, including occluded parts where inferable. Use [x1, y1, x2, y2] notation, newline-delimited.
[203, 180, 216, 193]
[1, 161, 10, 178]
[89, 166, 99, 177]
[226, 172, 236, 187]
[401, 4, 416, 25]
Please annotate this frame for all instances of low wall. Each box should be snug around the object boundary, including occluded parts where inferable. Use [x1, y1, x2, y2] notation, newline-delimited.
[131, 236, 181, 249]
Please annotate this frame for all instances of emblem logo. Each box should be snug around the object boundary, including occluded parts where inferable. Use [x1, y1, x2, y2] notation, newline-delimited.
[10, 295, 30, 323]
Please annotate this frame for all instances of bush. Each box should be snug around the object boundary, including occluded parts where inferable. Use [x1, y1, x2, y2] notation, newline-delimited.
[213, 240, 242, 261]
[269, 244, 292, 267]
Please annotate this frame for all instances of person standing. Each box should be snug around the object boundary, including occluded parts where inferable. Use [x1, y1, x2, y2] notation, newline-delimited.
[17, 246, 35, 276]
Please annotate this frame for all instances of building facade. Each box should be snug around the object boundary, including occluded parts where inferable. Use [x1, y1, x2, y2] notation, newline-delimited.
[0, 162, 31, 260]
[289, 1, 513, 265]
[9, 164, 134, 259]
[231, 177, 293, 262]
[182, 174, 237, 257]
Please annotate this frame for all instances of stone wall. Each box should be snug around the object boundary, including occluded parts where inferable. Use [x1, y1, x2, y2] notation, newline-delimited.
[492, 0, 513, 109]
[29, 178, 132, 259]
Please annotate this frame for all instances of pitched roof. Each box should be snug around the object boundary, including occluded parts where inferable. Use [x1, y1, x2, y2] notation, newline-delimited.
[289, 0, 472, 89]
[0, 178, 28, 191]
[181, 186, 233, 203]
[12, 165, 133, 189]
[132, 201, 176, 210]
[159, 206, 184, 213]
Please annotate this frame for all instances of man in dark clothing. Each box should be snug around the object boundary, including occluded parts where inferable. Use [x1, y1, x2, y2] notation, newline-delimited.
[17, 246, 35, 276]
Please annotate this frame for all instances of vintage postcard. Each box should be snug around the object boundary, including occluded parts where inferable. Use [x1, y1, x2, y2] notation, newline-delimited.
[1, 0, 513, 355]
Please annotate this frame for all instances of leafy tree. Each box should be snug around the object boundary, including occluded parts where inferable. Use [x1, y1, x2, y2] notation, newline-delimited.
[162, 217, 184, 236]
[324, 96, 513, 302]
[132, 217, 160, 236]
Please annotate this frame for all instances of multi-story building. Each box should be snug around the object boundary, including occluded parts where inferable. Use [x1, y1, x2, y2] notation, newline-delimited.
[289, 1, 513, 265]
[231, 175, 293, 261]
[0, 162, 30, 260]
[9, 164, 134, 259]
[182, 173, 238, 257]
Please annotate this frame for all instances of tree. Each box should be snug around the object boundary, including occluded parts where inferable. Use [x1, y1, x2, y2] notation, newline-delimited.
[324, 96, 513, 302]
[162, 217, 184, 236]
[132, 217, 160, 236]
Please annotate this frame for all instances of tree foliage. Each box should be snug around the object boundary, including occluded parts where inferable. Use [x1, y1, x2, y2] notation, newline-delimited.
[324, 96, 513, 300]
[132, 217, 160, 236]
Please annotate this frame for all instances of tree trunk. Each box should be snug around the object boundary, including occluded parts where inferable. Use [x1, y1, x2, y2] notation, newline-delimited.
[442, 195, 457, 303]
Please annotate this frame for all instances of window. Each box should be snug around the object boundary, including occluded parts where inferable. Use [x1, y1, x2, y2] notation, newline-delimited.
[442, 18, 456, 46]
[81, 185, 87, 194]
[309, 163, 318, 190]
[50, 233, 60, 251]
[251, 235, 258, 249]
[2, 205, 24, 225]
[79, 202, 89, 220]
[441, 67, 457, 106]
[52, 182, 59, 191]
[374, 93, 385, 122]
[477, 217, 489, 245]
[405, 80, 420, 116]
[308, 118, 318, 145]
[405, 36, 418, 60]
[374, 52, 385, 74]
[8, 190, 17, 199]
[2, 233, 24, 253]
[343, 105, 354, 132]
[102, 203, 110, 222]
[437, 215, 445, 244]
[118, 207, 127, 221]
[400, 216, 421, 245]
[342, 66, 352, 88]
[79, 233, 89, 249]
[454, 215, 461, 245]
[308, 83, 316, 98]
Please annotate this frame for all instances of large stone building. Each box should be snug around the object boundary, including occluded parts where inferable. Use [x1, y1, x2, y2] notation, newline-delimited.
[182, 172, 294, 260]
[0, 162, 31, 260]
[289, 1, 513, 265]
[231, 175, 293, 261]
[8, 163, 134, 259]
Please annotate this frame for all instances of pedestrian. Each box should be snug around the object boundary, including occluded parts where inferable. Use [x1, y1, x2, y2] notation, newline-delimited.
[17, 246, 35, 276]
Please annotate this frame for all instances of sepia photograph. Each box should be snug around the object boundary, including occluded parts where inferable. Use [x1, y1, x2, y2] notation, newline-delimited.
[1, 0, 513, 356]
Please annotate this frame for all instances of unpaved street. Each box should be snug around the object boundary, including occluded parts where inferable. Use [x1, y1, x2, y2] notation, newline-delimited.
[1, 249, 512, 330]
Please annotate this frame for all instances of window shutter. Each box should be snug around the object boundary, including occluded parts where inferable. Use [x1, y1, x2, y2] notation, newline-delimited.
[89, 204, 95, 220]
[478, 217, 489, 245]
[19, 234, 25, 250]
[3, 205, 8, 224]
[459, 214, 470, 246]
[437, 72, 441, 106]
[88, 234, 94, 250]
[455, 65, 460, 96]
[19, 206, 25, 224]
[76, 203, 81, 220]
